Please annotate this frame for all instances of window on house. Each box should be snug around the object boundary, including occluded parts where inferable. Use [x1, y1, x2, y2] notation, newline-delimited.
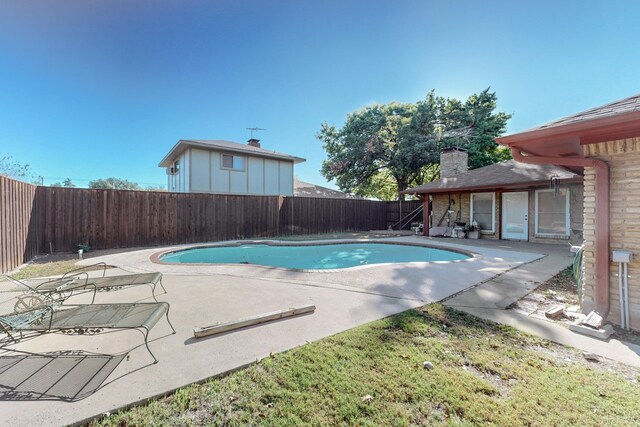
[535, 189, 569, 236]
[221, 154, 244, 171]
[470, 192, 495, 232]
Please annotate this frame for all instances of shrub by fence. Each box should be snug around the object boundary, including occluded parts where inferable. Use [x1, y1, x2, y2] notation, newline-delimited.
[0, 176, 389, 272]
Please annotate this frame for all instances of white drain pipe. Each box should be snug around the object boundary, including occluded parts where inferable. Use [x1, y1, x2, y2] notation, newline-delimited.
[612, 250, 633, 330]
[618, 261, 625, 329]
[624, 261, 630, 330]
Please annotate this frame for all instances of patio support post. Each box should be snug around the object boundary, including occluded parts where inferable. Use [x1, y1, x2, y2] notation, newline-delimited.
[422, 194, 430, 236]
[510, 148, 610, 319]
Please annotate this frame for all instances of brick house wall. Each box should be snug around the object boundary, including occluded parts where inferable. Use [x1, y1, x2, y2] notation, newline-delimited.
[582, 137, 640, 329]
[431, 193, 471, 229]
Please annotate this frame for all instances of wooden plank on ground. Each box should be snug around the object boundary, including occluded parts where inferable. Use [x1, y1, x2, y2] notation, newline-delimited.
[193, 304, 316, 338]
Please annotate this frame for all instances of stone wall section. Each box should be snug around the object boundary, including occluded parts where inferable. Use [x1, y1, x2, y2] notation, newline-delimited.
[439, 149, 468, 179]
[430, 193, 470, 229]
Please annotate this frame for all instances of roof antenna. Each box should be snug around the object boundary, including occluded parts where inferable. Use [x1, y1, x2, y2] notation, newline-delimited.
[246, 127, 266, 139]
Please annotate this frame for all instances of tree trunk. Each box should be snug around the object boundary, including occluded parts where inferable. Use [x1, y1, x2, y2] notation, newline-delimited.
[396, 178, 407, 201]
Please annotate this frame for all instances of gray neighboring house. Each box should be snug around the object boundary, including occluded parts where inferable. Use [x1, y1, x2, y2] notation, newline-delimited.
[294, 178, 359, 199]
[159, 139, 305, 196]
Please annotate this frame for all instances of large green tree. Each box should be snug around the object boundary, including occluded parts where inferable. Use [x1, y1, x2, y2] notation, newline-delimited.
[436, 89, 512, 169]
[88, 177, 165, 191]
[88, 177, 141, 190]
[51, 178, 75, 188]
[319, 89, 511, 200]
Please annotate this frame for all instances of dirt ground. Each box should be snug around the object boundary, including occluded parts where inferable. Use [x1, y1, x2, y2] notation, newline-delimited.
[511, 267, 640, 360]
[510, 267, 581, 325]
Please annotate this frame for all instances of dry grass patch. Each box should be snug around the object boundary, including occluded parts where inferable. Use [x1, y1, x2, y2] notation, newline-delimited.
[91, 304, 640, 426]
[11, 259, 112, 281]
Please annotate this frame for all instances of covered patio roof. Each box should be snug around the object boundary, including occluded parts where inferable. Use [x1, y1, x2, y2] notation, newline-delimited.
[497, 93, 640, 156]
[403, 159, 581, 195]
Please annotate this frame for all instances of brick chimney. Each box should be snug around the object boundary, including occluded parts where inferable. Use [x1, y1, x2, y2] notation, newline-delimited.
[440, 147, 468, 179]
[247, 138, 261, 148]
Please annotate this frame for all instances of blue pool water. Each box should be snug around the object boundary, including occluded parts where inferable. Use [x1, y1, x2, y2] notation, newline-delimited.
[159, 243, 469, 269]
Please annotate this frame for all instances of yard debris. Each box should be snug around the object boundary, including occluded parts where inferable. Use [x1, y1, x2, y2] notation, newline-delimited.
[193, 304, 316, 338]
[570, 320, 614, 340]
[423, 361, 434, 370]
[545, 305, 566, 320]
[583, 352, 601, 362]
[564, 309, 584, 321]
[361, 394, 373, 403]
[582, 311, 604, 329]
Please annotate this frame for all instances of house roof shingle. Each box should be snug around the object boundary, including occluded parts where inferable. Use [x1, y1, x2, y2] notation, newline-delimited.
[519, 94, 640, 133]
[159, 139, 305, 167]
[403, 159, 581, 194]
[496, 93, 640, 157]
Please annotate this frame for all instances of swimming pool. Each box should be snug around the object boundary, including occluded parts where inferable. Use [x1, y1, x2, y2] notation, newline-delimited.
[158, 242, 470, 270]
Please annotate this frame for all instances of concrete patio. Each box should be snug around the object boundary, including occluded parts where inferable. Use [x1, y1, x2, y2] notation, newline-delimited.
[1, 236, 560, 426]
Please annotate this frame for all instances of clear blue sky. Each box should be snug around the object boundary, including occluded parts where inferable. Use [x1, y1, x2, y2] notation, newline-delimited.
[1, 1, 639, 188]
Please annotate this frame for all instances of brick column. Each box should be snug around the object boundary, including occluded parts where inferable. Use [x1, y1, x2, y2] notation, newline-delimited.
[422, 194, 430, 236]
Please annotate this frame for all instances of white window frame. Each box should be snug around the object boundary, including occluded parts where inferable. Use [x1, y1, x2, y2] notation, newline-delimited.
[534, 188, 570, 237]
[470, 192, 496, 233]
[221, 154, 245, 171]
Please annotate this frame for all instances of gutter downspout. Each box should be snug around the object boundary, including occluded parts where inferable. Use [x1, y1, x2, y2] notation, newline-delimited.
[510, 147, 610, 319]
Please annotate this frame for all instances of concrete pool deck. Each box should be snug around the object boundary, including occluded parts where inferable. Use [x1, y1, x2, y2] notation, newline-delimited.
[1, 236, 558, 426]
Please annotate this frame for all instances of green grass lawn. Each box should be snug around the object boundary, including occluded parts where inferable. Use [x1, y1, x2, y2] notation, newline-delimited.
[92, 304, 640, 426]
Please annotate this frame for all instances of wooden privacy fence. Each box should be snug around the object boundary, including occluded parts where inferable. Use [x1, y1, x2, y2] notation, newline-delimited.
[37, 187, 283, 252]
[385, 200, 423, 230]
[0, 176, 40, 273]
[0, 176, 395, 272]
[279, 197, 384, 235]
[36, 188, 386, 252]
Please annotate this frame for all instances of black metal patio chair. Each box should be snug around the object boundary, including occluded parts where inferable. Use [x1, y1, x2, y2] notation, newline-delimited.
[0, 276, 175, 363]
